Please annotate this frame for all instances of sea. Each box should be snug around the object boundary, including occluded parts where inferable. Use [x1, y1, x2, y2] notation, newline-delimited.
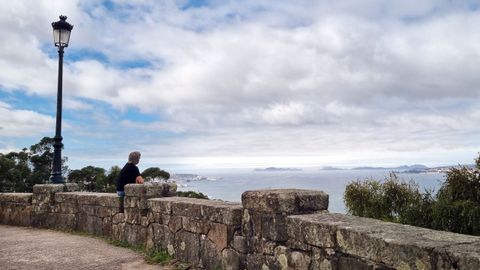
[174, 168, 445, 214]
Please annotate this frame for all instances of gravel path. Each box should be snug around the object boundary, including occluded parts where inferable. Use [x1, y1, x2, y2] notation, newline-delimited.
[0, 225, 171, 270]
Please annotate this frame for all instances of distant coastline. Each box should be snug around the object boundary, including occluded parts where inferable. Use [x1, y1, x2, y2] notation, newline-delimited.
[320, 164, 474, 174]
[254, 167, 303, 172]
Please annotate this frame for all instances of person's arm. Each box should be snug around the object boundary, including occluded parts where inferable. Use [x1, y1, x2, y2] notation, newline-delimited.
[136, 175, 144, 184]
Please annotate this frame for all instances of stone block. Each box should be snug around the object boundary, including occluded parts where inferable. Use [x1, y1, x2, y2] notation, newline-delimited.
[222, 248, 245, 270]
[208, 222, 234, 251]
[76, 193, 100, 205]
[175, 230, 200, 264]
[199, 235, 223, 269]
[55, 193, 77, 204]
[112, 213, 125, 224]
[148, 197, 185, 214]
[124, 183, 176, 198]
[112, 222, 126, 242]
[101, 217, 112, 236]
[287, 212, 336, 248]
[0, 193, 32, 203]
[232, 235, 247, 254]
[242, 189, 329, 214]
[245, 254, 267, 270]
[33, 183, 79, 194]
[97, 194, 120, 207]
[440, 241, 480, 269]
[338, 256, 372, 270]
[79, 204, 96, 216]
[125, 196, 139, 208]
[182, 216, 211, 234]
[124, 223, 147, 246]
[168, 215, 183, 232]
[55, 213, 77, 230]
[96, 206, 113, 218]
[152, 223, 175, 252]
[125, 208, 142, 224]
[172, 199, 203, 219]
[241, 209, 262, 238]
[59, 203, 78, 214]
[200, 200, 243, 225]
[292, 212, 480, 270]
[262, 213, 288, 242]
[310, 247, 336, 270]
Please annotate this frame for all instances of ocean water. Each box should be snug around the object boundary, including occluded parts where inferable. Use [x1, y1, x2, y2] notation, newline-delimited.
[175, 168, 445, 214]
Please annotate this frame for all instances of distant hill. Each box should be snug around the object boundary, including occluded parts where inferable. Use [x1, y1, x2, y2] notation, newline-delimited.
[321, 166, 344, 170]
[352, 164, 429, 171]
[254, 167, 303, 172]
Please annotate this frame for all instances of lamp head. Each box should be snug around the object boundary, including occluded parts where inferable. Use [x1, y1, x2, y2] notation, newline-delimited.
[52, 15, 73, 47]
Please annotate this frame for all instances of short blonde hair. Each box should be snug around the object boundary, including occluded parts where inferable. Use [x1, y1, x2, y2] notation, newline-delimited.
[128, 151, 141, 164]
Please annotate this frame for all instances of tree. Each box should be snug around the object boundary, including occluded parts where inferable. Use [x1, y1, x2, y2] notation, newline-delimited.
[431, 156, 480, 235]
[142, 167, 170, 182]
[105, 166, 121, 192]
[68, 166, 106, 192]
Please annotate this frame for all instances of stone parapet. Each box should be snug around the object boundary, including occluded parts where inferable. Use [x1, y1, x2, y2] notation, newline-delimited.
[242, 189, 329, 214]
[287, 212, 480, 270]
[2, 186, 480, 269]
[0, 193, 33, 226]
[148, 197, 243, 269]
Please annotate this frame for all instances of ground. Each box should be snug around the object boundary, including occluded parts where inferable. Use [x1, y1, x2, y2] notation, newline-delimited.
[0, 225, 171, 270]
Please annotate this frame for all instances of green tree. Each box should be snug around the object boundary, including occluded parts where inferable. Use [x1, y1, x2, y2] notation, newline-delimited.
[142, 167, 170, 182]
[431, 157, 480, 235]
[68, 166, 106, 192]
[105, 166, 121, 192]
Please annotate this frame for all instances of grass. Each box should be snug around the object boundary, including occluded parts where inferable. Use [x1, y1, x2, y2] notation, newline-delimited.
[66, 229, 185, 267]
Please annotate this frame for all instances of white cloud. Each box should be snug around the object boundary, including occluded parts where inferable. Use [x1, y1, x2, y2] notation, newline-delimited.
[0, 102, 54, 137]
[1, 1, 480, 167]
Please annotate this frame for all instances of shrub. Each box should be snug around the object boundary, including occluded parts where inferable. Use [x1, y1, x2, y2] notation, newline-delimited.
[344, 154, 480, 236]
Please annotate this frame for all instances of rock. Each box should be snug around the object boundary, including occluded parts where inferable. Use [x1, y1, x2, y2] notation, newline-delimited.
[151, 223, 175, 251]
[182, 216, 211, 234]
[199, 235, 223, 269]
[0, 193, 32, 203]
[222, 248, 245, 270]
[208, 222, 234, 251]
[175, 230, 200, 264]
[242, 189, 329, 214]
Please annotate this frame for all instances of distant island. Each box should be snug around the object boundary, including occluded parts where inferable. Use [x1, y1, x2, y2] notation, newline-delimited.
[321, 166, 344, 170]
[254, 167, 303, 172]
[352, 164, 428, 171]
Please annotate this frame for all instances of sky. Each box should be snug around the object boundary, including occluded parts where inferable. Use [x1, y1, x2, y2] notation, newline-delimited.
[0, 0, 480, 170]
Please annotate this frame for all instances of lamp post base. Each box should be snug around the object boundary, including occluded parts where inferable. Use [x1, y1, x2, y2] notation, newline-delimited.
[50, 173, 64, 184]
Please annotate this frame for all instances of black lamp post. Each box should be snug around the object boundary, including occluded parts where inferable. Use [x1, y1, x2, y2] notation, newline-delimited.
[50, 15, 73, 184]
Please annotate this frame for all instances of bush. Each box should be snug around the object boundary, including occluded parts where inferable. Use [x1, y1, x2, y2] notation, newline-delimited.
[344, 173, 431, 223]
[344, 154, 480, 236]
[176, 191, 209, 199]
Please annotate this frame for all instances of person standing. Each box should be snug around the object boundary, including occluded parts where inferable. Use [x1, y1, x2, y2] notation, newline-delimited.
[116, 151, 144, 213]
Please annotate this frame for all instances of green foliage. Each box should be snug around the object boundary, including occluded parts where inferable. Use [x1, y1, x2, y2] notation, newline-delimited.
[68, 166, 106, 191]
[176, 190, 209, 199]
[344, 173, 431, 223]
[145, 249, 173, 265]
[142, 167, 170, 181]
[0, 137, 67, 192]
[430, 158, 480, 235]
[344, 154, 480, 236]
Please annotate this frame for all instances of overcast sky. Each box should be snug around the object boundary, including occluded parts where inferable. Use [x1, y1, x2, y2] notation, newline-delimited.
[0, 0, 479, 170]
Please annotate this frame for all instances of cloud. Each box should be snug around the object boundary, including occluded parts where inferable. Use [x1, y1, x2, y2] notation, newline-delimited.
[0, 102, 54, 137]
[1, 1, 480, 167]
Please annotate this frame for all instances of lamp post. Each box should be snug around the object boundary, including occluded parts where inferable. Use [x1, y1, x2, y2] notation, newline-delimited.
[50, 15, 73, 184]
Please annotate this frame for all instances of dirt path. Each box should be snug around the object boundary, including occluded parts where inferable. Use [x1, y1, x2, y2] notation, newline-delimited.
[0, 225, 171, 270]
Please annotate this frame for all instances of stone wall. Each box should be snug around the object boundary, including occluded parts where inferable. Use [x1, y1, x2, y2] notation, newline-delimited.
[1, 185, 480, 269]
